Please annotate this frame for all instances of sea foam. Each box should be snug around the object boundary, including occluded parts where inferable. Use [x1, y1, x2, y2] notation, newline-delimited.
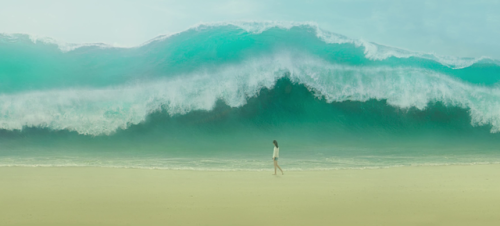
[1, 53, 500, 135]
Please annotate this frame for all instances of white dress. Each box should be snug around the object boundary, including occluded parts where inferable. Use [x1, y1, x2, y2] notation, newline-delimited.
[273, 147, 279, 159]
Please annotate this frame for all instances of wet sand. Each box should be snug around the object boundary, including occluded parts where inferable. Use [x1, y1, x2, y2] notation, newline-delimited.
[1, 165, 500, 226]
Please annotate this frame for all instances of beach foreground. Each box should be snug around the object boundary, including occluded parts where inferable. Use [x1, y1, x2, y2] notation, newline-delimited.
[1, 165, 499, 226]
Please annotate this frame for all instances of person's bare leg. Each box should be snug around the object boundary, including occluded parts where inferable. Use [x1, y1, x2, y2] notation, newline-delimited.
[276, 163, 284, 175]
[273, 161, 277, 175]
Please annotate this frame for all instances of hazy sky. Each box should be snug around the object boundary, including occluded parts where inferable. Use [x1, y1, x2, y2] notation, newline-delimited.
[1, 0, 499, 59]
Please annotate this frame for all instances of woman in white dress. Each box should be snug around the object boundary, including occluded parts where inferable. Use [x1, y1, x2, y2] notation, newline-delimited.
[272, 140, 284, 175]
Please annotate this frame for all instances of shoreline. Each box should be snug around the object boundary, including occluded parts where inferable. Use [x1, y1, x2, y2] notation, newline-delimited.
[2, 160, 500, 171]
[1, 165, 500, 225]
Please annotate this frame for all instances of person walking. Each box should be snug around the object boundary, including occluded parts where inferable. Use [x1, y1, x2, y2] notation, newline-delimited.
[272, 140, 284, 175]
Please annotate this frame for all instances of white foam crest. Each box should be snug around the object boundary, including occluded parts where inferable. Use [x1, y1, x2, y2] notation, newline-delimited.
[1, 53, 500, 135]
[0, 57, 285, 135]
[0, 33, 122, 52]
[3, 22, 496, 68]
[28, 34, 119, 52]
[188, 21, 497, 69]
[287, 57, 500, 132]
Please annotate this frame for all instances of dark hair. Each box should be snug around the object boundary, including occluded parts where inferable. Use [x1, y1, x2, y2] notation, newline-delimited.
[273, 140, 278, 148]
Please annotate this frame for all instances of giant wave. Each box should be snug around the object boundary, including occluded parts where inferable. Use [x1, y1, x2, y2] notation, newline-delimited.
[1, 22, 500, 136]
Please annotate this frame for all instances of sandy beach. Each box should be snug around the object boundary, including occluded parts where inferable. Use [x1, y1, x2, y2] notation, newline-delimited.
[1, 165, 499, 226]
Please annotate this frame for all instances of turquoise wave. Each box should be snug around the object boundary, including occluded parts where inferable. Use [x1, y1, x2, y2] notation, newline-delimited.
[1, 22, 500, 169]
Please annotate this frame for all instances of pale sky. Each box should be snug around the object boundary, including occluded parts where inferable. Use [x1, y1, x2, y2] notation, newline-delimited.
[1, 0, 499, 59]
